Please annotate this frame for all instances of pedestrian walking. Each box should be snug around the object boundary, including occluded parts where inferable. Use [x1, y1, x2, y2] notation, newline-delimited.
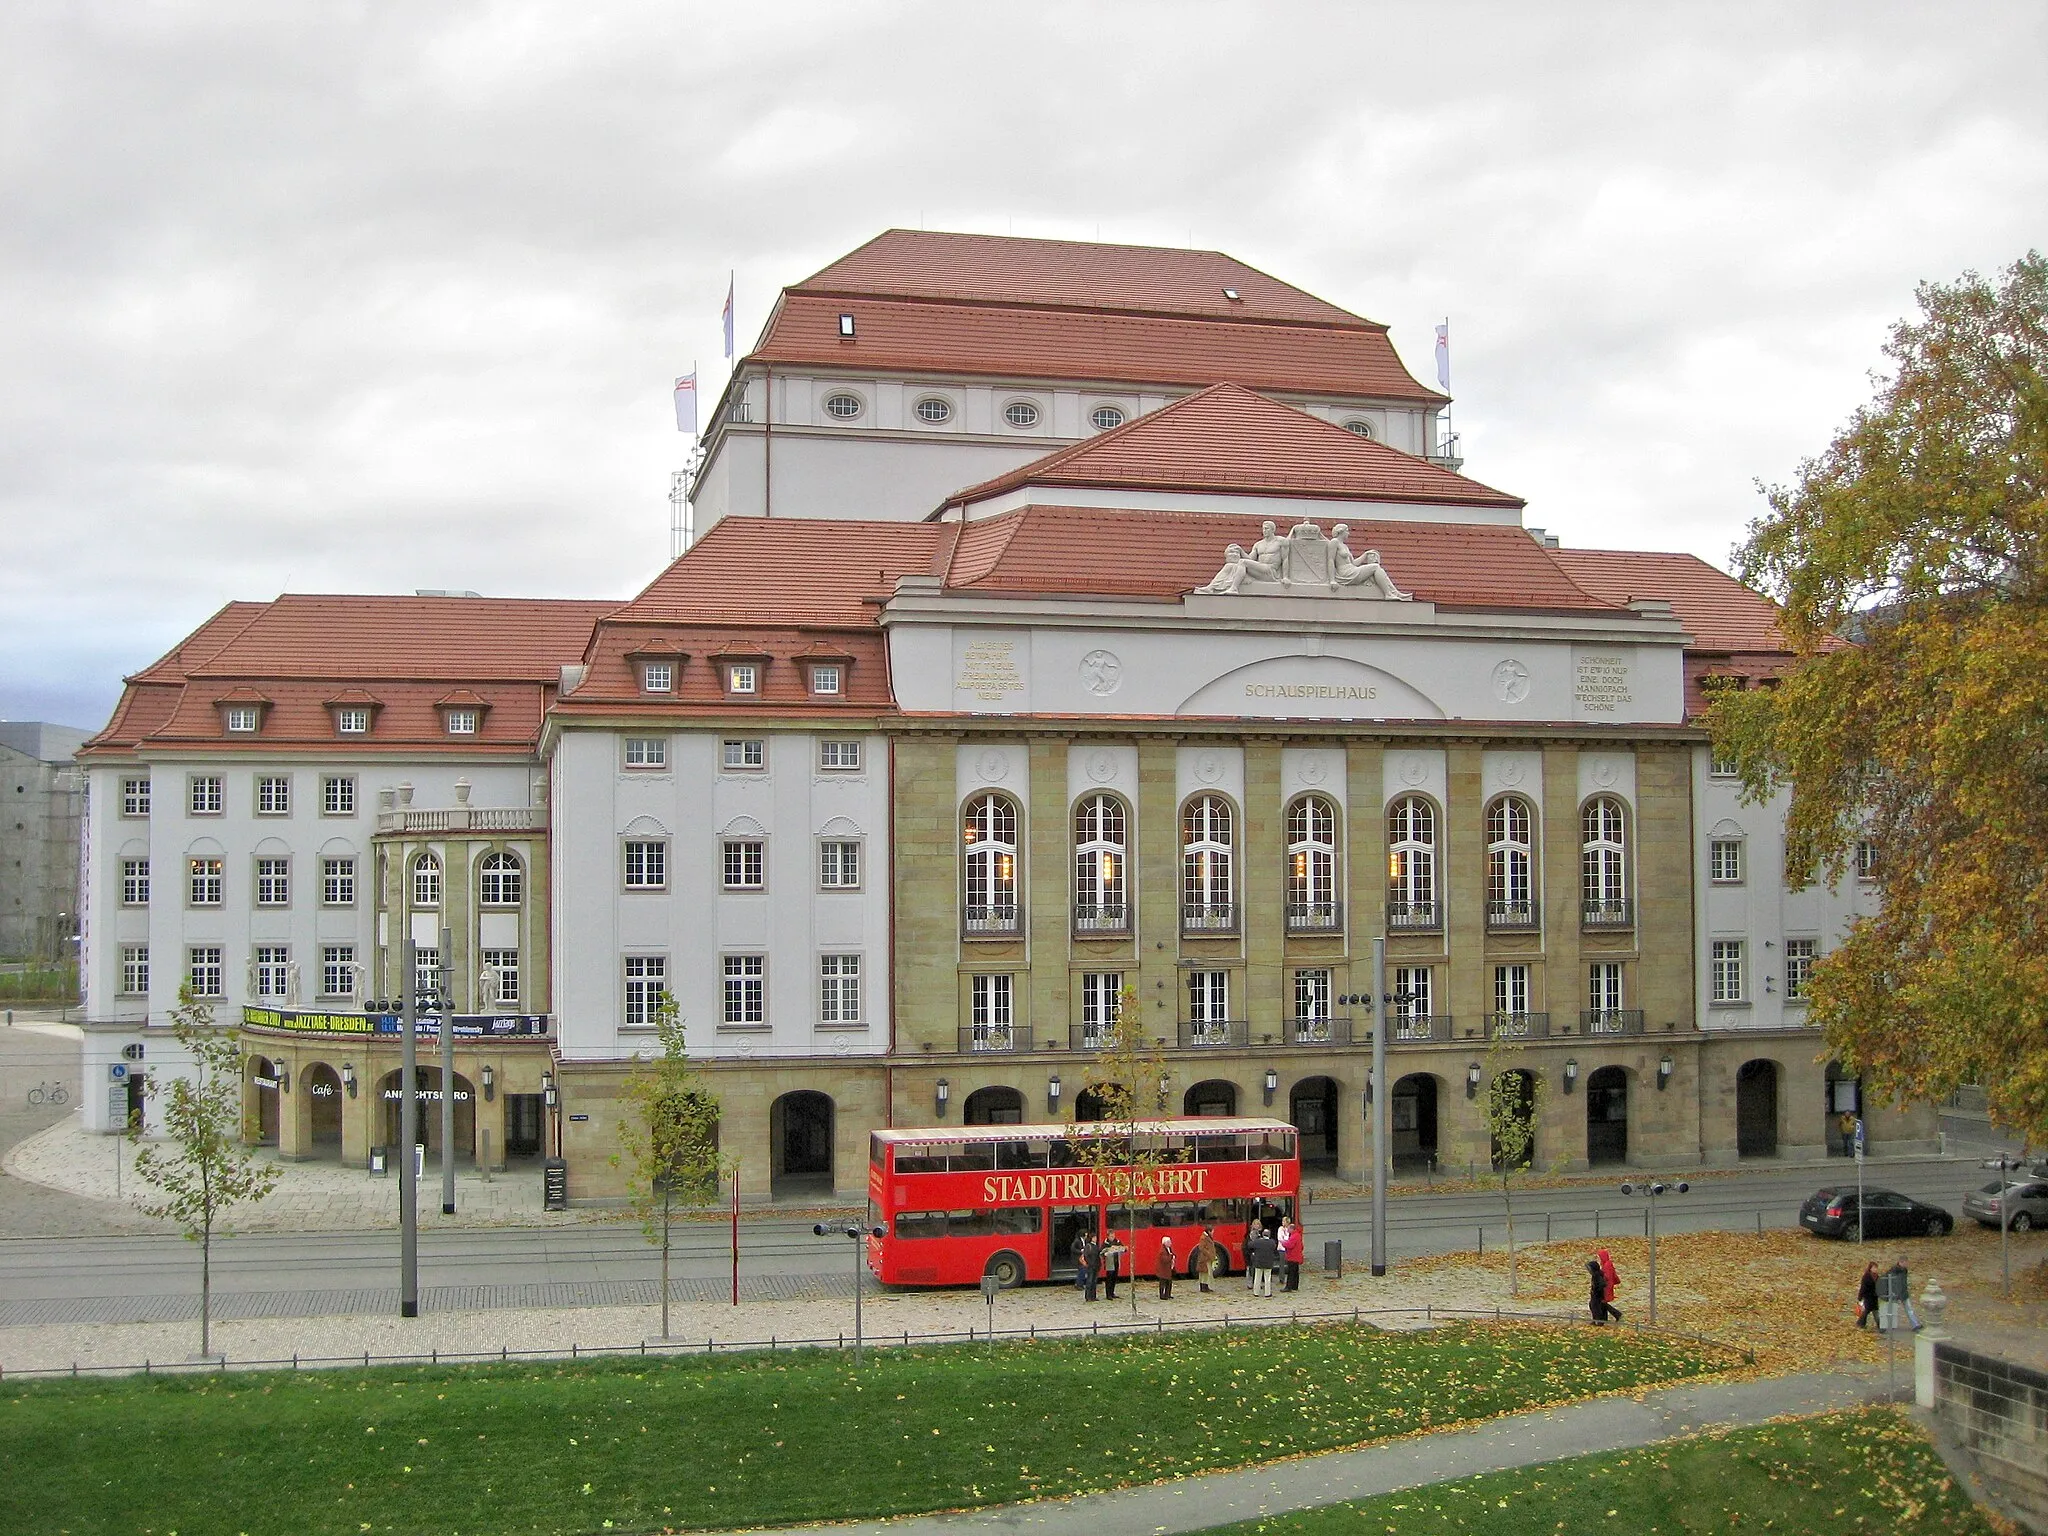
[1192, 1227, 1224, 1293]
[1279, 1218, 1305, 1293]
[1248, 1226, 1278, 1297]
[1587, 1259, 1619, 1324]
[1597, 1247, 1621, 1316]
[1883, 1256, 1922, 1332]
[1155, 1235, 1176, 1301]
[1100, 1234, 1127, 1301]
[1855, 1262, 1880, 1328]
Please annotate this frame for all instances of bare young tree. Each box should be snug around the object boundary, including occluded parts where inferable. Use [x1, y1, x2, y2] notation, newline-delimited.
[1481, 1042, 1542, 1298]
[611, 991, 726, 1340]
[129, 986, 282, 1359]
[1075, 984, 1172, 1312]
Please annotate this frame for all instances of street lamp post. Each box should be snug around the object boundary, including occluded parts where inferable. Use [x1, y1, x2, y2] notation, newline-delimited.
[1340, 941, 1425, 1278]
[1989, 1156, 2022, 1298]
[815, 1222, 886, 1365]
[1619, 1180, 1689, 1324]
[399, 939, 419, 1318]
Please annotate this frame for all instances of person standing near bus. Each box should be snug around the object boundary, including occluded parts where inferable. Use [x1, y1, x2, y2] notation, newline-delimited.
[1247, 1227, 1278, 1297]
[1278, 1218, 1305, 1293]
[1100, 1234, 1127, 1301]
[1192, 1227, 1224, 1293]
[1155, 1235, 1176, 1300]
[1073, 1230, 1098, 1302]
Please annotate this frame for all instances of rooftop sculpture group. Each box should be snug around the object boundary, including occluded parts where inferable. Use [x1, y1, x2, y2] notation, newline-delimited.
[1195, 520, 1411, 600]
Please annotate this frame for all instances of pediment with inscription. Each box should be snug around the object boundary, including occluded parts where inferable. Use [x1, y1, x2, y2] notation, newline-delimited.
[1193, 520, 1411, 600]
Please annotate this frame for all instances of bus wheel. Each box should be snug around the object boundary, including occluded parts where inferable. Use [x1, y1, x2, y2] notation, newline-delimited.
[985, 1252, 1026, 1290]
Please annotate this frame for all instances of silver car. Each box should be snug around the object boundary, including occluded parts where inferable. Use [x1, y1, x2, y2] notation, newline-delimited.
[1962, 1178, 2048, 1232]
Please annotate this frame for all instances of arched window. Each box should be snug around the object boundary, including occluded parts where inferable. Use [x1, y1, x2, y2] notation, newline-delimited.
[1581, 798, 1629, 926]
[1181, 795, 1235, 932]
[412, 853, 441, 909]
[1486, 796, 1536, 928]
[961, 793, 1019, 935]
[1286, 795, 1340, 931]
[1386, 796, 1437, 929]
[1072, 794, 1128, 933]
[478, 851, 523, 907]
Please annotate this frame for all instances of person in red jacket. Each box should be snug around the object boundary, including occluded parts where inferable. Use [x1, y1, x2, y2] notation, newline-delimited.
[1597, 1248, 1622, 1322]
[1278, 1218, 1306, 1292]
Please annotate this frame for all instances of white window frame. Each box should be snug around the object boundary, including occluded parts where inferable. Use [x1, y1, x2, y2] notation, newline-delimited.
[1073, 793, 1127, 924]
[1581, 797, 1628, 910]
[1002, 399, 1041, 429]
[622, 839, 668, 891]
[1494, 963, 1531, 1016]
[1709, 750, 1740, 778]
[477, 851, 522, 907]
[817, 738, 862, 772]
[1784, 938, 1817, 1001]
[121, 858, 150, 906]
[822, 391, 863, 421]
[727, 663, 758, 695]
[623, 954, 666, 1027]
[1186, 971, 1230, 1037]
[412, 853, 442, 908]
[1588, 962, 1624, 1013]
[1710, 839, 1745, 884]
[624, 737, 668, 769]
[121, 778, 151, 817]
[188, 857, 223, 907]
[256, 775, 291, 816]
[1856, 840, 1879, 880]
[322, 856, 356, 907]
[970, 973, 1015, 1048]
[189, 775, 223, 816]
[721, 738, 766, 771]
[321, 944, 357, 999]
[1487, 795, 1535, 919]
[818, 839, 862, 890]
[255, 856, 290, 907]
[480, 948, 520, 1008]
[1386, 795, 1437, 920]
[120, 944, 150, 996]
[819, 953, 862, 1026]
[1711, 939, 1746, 1003]
[1090, 404, 1126, 431]
[224, 706, 261, 734]
[413, 946, 442, 1006]
[187, 945, 224, 999]
[963, 792, 1020, 926]
[321, 775, 356, 816]
[912, 395, 954, 425]
[1292, 968, 1332, 1022]
[1393, 966, 1433, 1020]
[334, 706, 370, 735]
[253, 945, 290, 1000]
[722, 839, 765, 891]
[641, 661, 673, 694]
[810, 664, 842, 696]
[444, 708, 479, 736]
[1286, 794, 1338, 913]
[722, 954, 766, 1027]
[1079, 972, 1122, 1050]
[1181, 794, 1234, 914]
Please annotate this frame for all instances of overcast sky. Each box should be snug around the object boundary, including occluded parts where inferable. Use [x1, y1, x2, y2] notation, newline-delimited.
[4, 2, 2043, 730]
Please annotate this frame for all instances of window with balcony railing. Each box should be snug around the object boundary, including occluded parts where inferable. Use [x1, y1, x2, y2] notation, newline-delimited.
[1286, 795, 1340, 932]
[1183, 970, 1236, 1045]
[1486, 795, 1536, 928]
[1581, 797, 1629, 926]
[1386, 795, 1438, 929]
[1181, 794, 1234, 932]
[962, 793, 1020, 935]
[968, 973, 1016, 1051]
[1073, 793, 1129, 934]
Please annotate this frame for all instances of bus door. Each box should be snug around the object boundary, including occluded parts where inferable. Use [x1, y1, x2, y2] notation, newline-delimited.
[1048, 1206, 1098, 1278]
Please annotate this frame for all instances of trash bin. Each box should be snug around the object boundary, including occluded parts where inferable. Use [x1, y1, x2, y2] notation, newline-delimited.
[369, 1146, 387, 1176]
[544, 1157, 568, 1212]
[1323, 1239, 1342, 1277]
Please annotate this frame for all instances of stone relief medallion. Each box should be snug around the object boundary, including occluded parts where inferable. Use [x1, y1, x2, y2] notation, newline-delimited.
[1078, 649, 1124, 696]
[1492, 658, 1532, 704]
[1194, 751, 1225, 785]
[975, 749, 1010, 783]
[737, 1041, 755, 1058]
[833, 1034, 852, 1056]
[1498, 757, 1527, 787]
[1298, 752, 1329, 785]
[1591, 756, 1621, 788]
[1086, 749, 1118, 784]
[1399, 754, 1429, 787]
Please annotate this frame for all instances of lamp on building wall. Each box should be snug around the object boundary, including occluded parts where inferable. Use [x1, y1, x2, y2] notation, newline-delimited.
[341, 1062, 357, 1099]
[1466, 1062, 1483, 1100]
[1047, 1074, 1061, 1112]
[1563, 1059, 1579, 1094]
[1262, 1068, 1279, 1106]
[481, 1063, 495, 1102]
[935, 1077, 950, 1118]
[1656, 1054, 1675, 1092]
[1156, 1073, 1171, 1111]
[277, 1065, 291, 1094]
[542, 1070, 557, 1111]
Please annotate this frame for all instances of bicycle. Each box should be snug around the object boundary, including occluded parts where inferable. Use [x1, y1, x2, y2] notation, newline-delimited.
[26, 1081, 70, 1108]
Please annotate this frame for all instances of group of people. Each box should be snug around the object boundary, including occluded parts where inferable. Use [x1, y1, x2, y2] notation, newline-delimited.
[1068, 1207, 1306, 1302]
[1586, 1248, 1623, 1323]
[1855, 1258, 1923, 1332]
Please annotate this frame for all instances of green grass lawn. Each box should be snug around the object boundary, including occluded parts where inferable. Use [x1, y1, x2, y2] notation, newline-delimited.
[0, 1322, 1724, 1536]
[1204, 1406, 1995, 1535]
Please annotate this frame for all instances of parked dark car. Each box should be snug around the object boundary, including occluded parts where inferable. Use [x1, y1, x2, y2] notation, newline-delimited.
[1962, 1179, 2048, 1232]
[1799, 1187, 1953, 1239]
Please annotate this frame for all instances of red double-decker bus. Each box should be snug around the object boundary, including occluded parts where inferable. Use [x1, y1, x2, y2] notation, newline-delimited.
[866, 1117, 1301, 1289]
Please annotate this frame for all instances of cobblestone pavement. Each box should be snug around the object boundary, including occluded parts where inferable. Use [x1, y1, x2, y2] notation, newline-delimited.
[0, 1016, 168, 1238]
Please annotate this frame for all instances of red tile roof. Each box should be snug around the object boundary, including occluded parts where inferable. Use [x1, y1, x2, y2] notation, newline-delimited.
[751, 294, 1444, 403]
[613, 518, 949, 627]
[944, 384, 1521, 512]
[942, 505, 1622, 614]
[793, 230, 1376, 327]
[1549, 549, 1796, 652]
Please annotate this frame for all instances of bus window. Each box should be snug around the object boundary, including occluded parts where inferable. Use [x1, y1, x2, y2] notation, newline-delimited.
[949, 1145, 996, 1172]
[997, 1140, 1048, 1170]
[1048, 1139, 1078, 1168]
[993, 1206, 1044, 1236]
[947, 1209, 996, 1237]
[869, 1135, 886, 1168]
[1196, 1136, 1244, 1162]
[895, 1211, 947, 1239]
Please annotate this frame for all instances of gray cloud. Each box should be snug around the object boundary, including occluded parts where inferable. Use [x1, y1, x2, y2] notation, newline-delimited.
[4, 1, 2044, 727]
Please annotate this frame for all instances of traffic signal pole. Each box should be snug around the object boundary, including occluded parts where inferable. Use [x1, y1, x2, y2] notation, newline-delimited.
[1370, 937, 1389, 1276]
[400, 938, 419, 1318]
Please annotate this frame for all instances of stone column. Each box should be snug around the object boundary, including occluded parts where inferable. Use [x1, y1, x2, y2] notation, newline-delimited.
[1026, 739, 1070, 1050]
[1135, 738, 1181, 1051]
[1242, 740, 1285, 1037]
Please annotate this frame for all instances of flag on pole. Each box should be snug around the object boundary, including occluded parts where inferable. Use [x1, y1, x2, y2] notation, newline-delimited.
[1434, 321, 1450, 390]
[721, 275, 735, 361]
[673, 370, 698, 434]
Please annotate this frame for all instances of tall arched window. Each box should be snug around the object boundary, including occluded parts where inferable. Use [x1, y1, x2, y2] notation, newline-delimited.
[1286, 795, 1340, 931]
[478, 850, 523, 907]
[1386, 796, 1437, 929]
[1581, 798, 1629, 926]
[962, 793, 1019, 935]
[1181, 795, 1235, 932]
[1486, 796, 1536, 928]
[412, 852, 441, 909]
[1072, 794, 1128, 933]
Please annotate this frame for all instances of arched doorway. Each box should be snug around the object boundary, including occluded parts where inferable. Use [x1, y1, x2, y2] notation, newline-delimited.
[1824, 1061, 1862, 1156]
[964, 1086, 1025, 1125]
[1736, 1060, 1779, 1158]
[247, 1056, 279, 1146]
[1073, 1087, 1109, 1122]
[303, 1062, 344, 1159]
[1585, 1066, 1628, 1166]
[1184, 1079, 1237, 1117]
[1391, 1074, 1439, 1170]
[1489, 1070, 1536, 1170]
[1289, 1076, 1339, 1165]
[770, 1090, 835, 1198]
[378, 1067, 477, 1161]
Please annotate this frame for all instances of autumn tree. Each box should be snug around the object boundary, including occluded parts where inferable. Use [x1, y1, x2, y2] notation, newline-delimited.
[1708, 252, 2048, 1143]
[1075, 984, 1172, 1311]
[1481, 1043, 1542, 1298]
[129, 986, 283, 1359]
[612, 991, 726, 1339]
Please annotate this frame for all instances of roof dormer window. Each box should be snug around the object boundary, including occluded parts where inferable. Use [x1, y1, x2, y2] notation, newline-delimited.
[728, 663, 757, 695]
[225, 706, 261, 734]
[335, 707, 370, 735]
[642, 661, 673, 694]
[810, 663, 842, 697]
[837, 312, 856, 339]
[445, 709, 478, 736]
[1221, 287, 1241, 302]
